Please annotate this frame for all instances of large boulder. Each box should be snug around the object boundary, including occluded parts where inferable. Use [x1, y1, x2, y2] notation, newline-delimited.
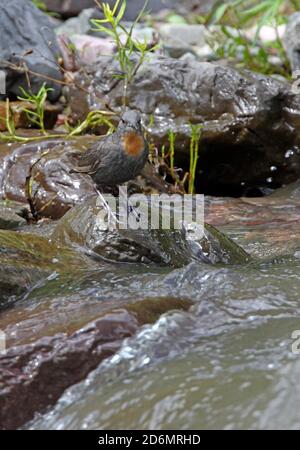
[52, 195, 250, 266]
[67, 55, 300, 196]
[0, 0, 62, 101]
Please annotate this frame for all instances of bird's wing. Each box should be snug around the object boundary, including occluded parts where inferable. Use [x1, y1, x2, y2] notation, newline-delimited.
[70, 140, 107, 175]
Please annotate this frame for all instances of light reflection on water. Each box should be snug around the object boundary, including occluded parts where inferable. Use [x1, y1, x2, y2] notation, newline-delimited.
[17, 182, 300, 429]
[26, 253, 300, 430]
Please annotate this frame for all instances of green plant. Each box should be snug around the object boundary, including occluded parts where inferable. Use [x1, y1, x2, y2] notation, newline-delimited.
[206, 0, 297, 77]
[210, 0, 299, 35]
[31, 0, 60, 17]
[188, 124, 202, 194]
[0, 99, 52, 143]
[158, 130, 186, 193]
[3, 99, 23, 141]
[91, 0, 158, 105]
[31, 0, 48, 11]
[67, 111, 116, 137]
[17, 83, 53, 135]
[159, 126, 202, 194]
[0, 101, 116, 143]
[168, 129, 176, 180]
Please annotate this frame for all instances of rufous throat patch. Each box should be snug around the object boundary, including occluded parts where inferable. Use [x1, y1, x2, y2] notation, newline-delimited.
[122, 132, 144, 157]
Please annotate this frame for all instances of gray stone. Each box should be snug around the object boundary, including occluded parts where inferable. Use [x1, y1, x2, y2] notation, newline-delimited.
[47, 0, 183, 19]
[55, 8, 96, 36]
[283, 12, 300, 71]
[159, 23, 210, 59]
[0, 0, 62, 101]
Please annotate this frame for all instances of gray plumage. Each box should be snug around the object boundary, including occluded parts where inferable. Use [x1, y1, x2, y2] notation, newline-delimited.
[70, 110, 149, 186]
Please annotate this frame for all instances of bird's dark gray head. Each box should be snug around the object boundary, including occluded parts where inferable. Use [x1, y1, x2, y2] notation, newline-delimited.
[118, 110, 142, 132]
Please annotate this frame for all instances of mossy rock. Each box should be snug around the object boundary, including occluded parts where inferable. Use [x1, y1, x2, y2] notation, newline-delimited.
[0, 229, 90, 308]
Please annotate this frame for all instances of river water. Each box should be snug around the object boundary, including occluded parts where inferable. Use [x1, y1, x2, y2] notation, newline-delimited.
[23, 182, 300, 430]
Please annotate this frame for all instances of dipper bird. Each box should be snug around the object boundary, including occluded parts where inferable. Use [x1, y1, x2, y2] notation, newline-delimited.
[70, 110, 148, 184]
[70, 109, 149, 222]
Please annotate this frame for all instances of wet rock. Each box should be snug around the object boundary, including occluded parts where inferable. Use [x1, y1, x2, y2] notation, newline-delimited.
[0, 136, 96, 219]
[52, 195, 249, 266]
[283, 12, 300, 71]
[1, 282, 192, 349]
[67, 55, 300, 196]
[0, 293, 191, 429]
[0, 228, 91, 308]
[0, 0, 62, 102]
[0, 274, 192, 429]
[0, 136, 172, 220]
[0, 200, 26, 230]
[0, 101, 62, 132]
[201, 223, 249, 264]
[205, 181, 300, 258]
[0, 309, 138, 430]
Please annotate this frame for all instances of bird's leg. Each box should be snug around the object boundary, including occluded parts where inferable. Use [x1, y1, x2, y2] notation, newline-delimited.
[94, 185, 119, 227]
[119, 185, 141, 223]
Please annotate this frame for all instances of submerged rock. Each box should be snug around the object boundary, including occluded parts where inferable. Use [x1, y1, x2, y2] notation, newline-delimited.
[206, 181, 300, 259]
[67, 55, 300, 196]
[0, 294, 191, 429]
[0, 0, 62, 101]
[0, 228, 91, 308]
[0, 309, 138, 430]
